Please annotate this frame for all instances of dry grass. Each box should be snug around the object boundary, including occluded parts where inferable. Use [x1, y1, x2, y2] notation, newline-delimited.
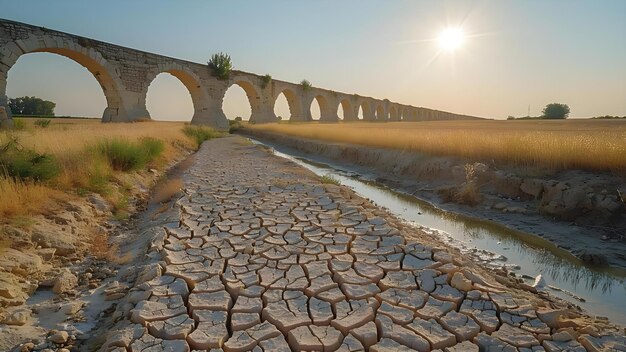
[0, 118, 196, 221]
[247, 120, 626, 172]
[0, 176, 60, 217]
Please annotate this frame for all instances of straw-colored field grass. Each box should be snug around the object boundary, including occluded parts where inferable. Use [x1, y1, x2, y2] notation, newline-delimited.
[247, 119, 626, 172]
[0, 118, 213, 220]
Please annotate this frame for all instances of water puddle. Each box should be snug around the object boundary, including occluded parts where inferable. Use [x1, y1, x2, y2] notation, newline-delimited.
[252, 138, 626, 325]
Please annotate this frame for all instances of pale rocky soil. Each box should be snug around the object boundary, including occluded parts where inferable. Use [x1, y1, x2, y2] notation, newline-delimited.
[68, 136, 624, 351]
[243, 131, 626, 269]
[0, 154, 191, 351]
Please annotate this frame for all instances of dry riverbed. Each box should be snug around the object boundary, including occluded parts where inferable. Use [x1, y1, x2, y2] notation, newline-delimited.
[2, 136, 624, 351]
[69, 136, 626, 351]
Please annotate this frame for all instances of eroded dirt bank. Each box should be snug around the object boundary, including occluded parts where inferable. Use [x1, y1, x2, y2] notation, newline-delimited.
[79, 136, 624, 351]
[0, 150, 193, 351]
[243, 131, 626, 270]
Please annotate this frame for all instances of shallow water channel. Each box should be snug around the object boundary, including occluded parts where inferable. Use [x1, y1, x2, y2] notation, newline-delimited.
[251, 138, 626, 326]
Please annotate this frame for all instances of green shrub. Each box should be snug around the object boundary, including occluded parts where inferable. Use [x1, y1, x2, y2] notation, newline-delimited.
[183, 126, 222, 147]
[86, 160, 112, 195]
[229, 120, 242, 134]
[34, 119, 51, 128]
[208, 52, 232, 80]
[95, 137, 164, 172]
[0, 137, 59, 181]
[260, 74, 272, 89]
[140, 137, 165, 161]
[12, 118, 26, 130]
[301, 79, 312, 91]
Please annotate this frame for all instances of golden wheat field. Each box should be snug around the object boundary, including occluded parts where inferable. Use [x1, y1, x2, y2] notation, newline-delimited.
[247, 119, 626, 172]
[0, 118, 193, 219]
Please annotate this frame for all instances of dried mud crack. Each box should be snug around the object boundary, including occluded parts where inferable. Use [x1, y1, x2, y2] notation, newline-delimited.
[97, 136, 625, 352]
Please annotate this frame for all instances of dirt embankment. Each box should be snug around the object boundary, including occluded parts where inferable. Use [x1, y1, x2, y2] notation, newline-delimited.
[243, 130, 626, 269]
[0, 152, 193, 351]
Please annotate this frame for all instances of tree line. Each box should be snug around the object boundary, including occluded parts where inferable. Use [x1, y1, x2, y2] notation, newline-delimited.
[8, 96, 56, 116]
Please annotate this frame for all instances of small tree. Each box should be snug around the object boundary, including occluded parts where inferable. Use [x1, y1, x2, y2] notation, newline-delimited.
[542, 103, 570, 119]
[300, 79, 312, 91]
[208, 52, 232, 80]
[260, 74, 272, 89]
[234, 116, 242, 122]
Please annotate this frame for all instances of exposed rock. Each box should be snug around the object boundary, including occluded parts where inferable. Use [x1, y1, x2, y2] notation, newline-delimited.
[49, 330, 69, 344]
[520, 178, 544, 198]
[537, 308, 568, 328]
[450, 272, 472, 291]
[52, 269, 78, 294]
[0, 306, 31, 325]
[0, 271, 36, 307]
[0, 248, 44, 276]
[31, 228, 76, 256]
[88, 193, 112, 213]
[0, 227, 32, 247]
[574, 250, 609, 266]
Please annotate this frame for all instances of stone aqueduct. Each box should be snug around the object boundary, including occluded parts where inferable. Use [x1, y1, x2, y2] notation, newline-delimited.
[0, 19, 479, 130]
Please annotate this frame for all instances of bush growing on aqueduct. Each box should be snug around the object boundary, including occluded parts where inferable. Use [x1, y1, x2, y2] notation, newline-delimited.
[300, 79, 312, 91]
[208, 52, 232, 80]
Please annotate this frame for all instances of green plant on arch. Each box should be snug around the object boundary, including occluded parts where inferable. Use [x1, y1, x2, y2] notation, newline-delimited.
[208, 52, 232, 80]
[300, 79, 312, 91]
[260, 74, 272, 89]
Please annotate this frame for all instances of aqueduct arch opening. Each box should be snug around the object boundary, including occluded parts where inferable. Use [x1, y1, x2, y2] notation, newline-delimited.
[338, 99, 354, 121]
[310, 95, 330, 121]
[222, 80, 261, 121]
[358, 101, 372, 120]
[0, 42, 125, 122]
[389, 106, 399, 121]
[144, 67, 208, 122]
[146, 73, 194, 121]
[375, 104, 386, 120]
[5, 52, 107, 118]
[273, 89, 302, 121]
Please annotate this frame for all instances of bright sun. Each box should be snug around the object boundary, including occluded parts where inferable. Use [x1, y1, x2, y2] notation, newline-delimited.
[438, 27, 465, 51]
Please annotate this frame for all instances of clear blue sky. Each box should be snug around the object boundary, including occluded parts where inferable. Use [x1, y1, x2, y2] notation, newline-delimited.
[3, 0, 626, 120]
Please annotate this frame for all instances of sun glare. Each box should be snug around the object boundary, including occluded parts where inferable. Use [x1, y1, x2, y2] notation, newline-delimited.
[438, 27, 464, 51]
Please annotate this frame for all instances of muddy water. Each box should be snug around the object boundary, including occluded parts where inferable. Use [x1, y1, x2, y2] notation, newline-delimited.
[252, 139, 626, 326]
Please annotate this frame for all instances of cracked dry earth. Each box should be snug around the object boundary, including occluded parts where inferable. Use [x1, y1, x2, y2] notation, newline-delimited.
[100, 136, 625, 352]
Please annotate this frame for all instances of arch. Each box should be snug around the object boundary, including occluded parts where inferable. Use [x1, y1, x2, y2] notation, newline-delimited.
[0, 36, 125, 121]
[338, 98, 355, 121]
[358, 100, 372, 120]
[311, 94, 333, 121]
[223, 80, 261, 122]
[6, 52, 107, 118]
[375, 104, 386, 120]
[400, 107, 408, 121]
[389, 106, 399, 121]
[144, 65, 209, 123]
[146, 73, 194, 121]
[273, 88, 302, 121]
